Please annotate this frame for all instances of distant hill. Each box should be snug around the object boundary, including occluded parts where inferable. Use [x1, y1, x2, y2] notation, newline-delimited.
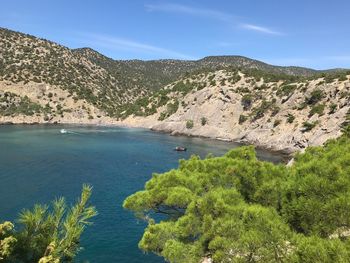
[73, 50, 331, 92]
[197, 56, 320, 76]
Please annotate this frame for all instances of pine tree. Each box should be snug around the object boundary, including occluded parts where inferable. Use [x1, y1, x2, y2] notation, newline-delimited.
[0, 184, 97, 263]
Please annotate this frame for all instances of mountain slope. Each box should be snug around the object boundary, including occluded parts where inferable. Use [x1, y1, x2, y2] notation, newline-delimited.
[0, 27, 147, 118]
[1, 27, 350, 153]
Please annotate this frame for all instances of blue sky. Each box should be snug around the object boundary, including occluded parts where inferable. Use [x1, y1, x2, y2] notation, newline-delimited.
[1, 0, 349, 69]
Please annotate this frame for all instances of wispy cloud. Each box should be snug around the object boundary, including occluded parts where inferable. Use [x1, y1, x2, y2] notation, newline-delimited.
[240, 23, 283, 35]
[79, 33, 194, 60]
[145, 3, 234, 22]
[145, 3, 284, 36]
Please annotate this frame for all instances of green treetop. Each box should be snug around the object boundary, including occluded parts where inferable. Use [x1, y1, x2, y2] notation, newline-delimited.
[124, 134, 350, 262]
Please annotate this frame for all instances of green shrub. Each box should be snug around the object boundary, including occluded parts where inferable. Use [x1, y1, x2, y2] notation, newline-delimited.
[0, 92, 46, 116]
[287, 113, 295, 123]
[256, 84, 268, 90]
[228, 72, 241, 83]
[251, 100, 275, 121]
[273, 119, 281, 127]
[158, 100, 179, 121]
[305, 89, 324, 105]
[208, 74, 215, 82]
[302, 121, 319, 132]
[323, 72, 348, 83]
[200, 117, 207, 126]
[338, 75, 347, 81]
[339, 91, 349, 99]
[241, 94, 253, 110]
[172, 81, 194, 94]
[238, 114, 248, 124]
[276, 84, 297, 97]
[270, 106, 280, 117]
[236, 86, 250, 94]
[309, 103, 325, 116]
[56, 104, 62, 111]
[329, 103, 337, 114]
[186, 120, 194, 129]
[341, 109, 350, 129]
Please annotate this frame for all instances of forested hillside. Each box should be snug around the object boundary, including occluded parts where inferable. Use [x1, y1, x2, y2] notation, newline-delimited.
[0, 27, 148, 118]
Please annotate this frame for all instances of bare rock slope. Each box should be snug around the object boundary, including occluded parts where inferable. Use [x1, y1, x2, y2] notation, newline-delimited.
[125, 69, 350, 154]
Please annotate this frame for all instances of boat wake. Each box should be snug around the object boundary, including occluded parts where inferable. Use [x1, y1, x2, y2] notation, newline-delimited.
[59, 128, 123, 135]
[59, 129, 80, 135]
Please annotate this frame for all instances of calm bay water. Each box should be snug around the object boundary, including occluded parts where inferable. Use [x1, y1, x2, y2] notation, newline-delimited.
[0, 125, 283, 262]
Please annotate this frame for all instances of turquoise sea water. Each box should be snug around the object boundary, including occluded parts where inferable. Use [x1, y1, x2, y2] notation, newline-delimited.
[0, 125, 283, 262]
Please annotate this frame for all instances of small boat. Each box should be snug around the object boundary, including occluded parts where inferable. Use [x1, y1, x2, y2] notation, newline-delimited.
[174, 146, 187, 151]
[60, 129, 68, 134]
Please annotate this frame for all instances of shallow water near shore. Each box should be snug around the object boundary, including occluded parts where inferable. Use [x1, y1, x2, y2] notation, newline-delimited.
[0, 125, 283, 262]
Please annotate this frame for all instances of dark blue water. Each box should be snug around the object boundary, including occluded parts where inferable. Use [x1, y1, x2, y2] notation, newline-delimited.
[0, 125, 283, 262]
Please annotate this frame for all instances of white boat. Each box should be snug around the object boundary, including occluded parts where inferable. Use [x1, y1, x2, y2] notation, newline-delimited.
[60, 129, 68, 134]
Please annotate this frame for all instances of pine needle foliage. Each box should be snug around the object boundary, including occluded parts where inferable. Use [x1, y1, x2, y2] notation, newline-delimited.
[124, 132, 350, 262]
[0, 184, 97, 263]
